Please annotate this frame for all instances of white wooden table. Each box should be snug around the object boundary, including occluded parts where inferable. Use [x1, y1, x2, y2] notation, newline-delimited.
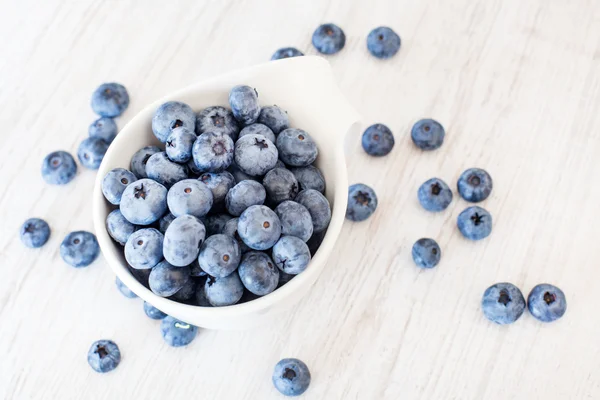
[2, 0, 600, 398]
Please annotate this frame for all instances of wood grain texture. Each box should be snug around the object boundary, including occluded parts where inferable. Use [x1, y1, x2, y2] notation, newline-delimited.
[1, 0, 600, 398]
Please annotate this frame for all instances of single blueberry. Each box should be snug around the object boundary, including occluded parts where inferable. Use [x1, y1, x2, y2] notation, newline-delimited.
[160, 316, 198, 347]
[362, 123, 395, 156]
[457, 206, 492, 240]
[60, 231, 99, 268]
[222, 217, 251, 253]
[167, 179, 213, 218]
[192, 131, 234, 173]
[312, 23, 346, 54]
[119, 178, 168, 225]
[149, 261, 191, 297]
[234, 133, 279, 176]
[20, 218, 50, 248]
[411, 238, 441, 269]
[482, 282, 526, 325]
[152, 101, 196, 143]
[89, 117, 118, 144]
[527, 284, 567, 323]
[130, 145, 161, 179]
[225, 180, 266, 217]
[239, 123, 276, 143]
[205, 273, 245, 306]
[272, 236, 311, 275]
[367, 26, 401, 59]
[165, 127, 196, 163]
[296, 189, 332, 232]
[106, 209, 136, 246]
[238, 251, 279, 296]
[203, 213, 234, 236]
[195, 106, 240, 140]
[159, 212, 176, 234]
[257, 105, 290, 134]
[276, 129, 318, 167]
[411, 119, 445, 150]
[274, 201, 313, 242]
[169, 279, 197, 304]
[198, 171, 235, 209]
[271, 47, 304, 60]
[272, 358, 311, 396]
[143, 301, 167, 320]
[91, 83, 129, 117]
[116, 276, 137, 299]
[163, 215, 206, 267]
[263, 168, 299, 205]
[238, 205, 282, 250]
[102, 168, 137, 205]
[77, 137, 109, 170]
[417, 178, 453, 212]
[87, 340, 121, 373]
[124, 228, 164, 269]
[290, 165, 325, 193]
[227, 160, 260, 183]
[229, 85, 261, 125]
[145, 152, 188, 189]
[346, 184, 377, 222]
[457, 168, 493, 203]
[41, 150, 77, 185]
[198, 234, 241, 278]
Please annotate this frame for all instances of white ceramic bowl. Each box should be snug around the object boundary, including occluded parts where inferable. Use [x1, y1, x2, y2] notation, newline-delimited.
[93, 56, 360, 330]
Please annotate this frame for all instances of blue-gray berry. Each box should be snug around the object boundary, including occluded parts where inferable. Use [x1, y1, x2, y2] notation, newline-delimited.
[367, 27, 401, 59]
[160, 316, 198, 347]
[102, 168, 137, 205]
[130, 146, 161, 179]
[361, 123, 395, 156]
[297, 189, 331, 232]
[145, 152, 188, 188]
[149, 261, 191, 297]
[234, 133, 278, 176]
[312, 23, 346, 54]
[238, 205, 282, 250]
[124, 228, 164, 269]
[205, 273, 245, 306]
[411, 238, 441, 269]
[20, 218, 50, 248]
[192, 132, 234, 173]
[60, 231, 99, 268]
[274, 201, 313, 242]
[165, 127, 196, 163]
[163, 215, 206, 267]
[77, 137, 109, 170]
[238, 251, 279, 296]
[276, 129, 318, 167]
[229, 85, 260, 125]
[152, 101, 195, 143]
[272, 236, 311, 275]
[527, 284, 567, 323]
[195, 106, 240, 140]
[41, 151, 77, 185]
[91, 83, 129, 117]
[106, 209, 136, 246]
[457, 206, 492, 240]
[271, 48, 304, 61]
[198, 234, 241, 278]
[257, 105, 289, 134]
[119, 179, 168, 225]
[482, 283, 526, 325]
[89, 117, 118, 144]
[272, 358, 311, 396]
[87, 340, 121, 373]
[417, 178, 453, 212]
[290, 166, 325, 193]
[411, 119, 445, 150]
[457, 168, 493, 202]
[167, 179, 213, 218]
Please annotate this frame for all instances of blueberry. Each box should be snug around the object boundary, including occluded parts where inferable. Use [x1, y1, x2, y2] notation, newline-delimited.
[159, 212, 176, 234]
[20, 218, 50, 248]
[106, 209, 136, 246]
[227, 160, 260, 183]
[89, 117, 118, 144]
[196, 106, 240, 140]
[130, 145, 161, 179]
[271, 47, 304, 60]
[290, 166, 325, 193]
[238, 251, 279, 296]
[527, 284, 567, 323]
[362, 123, 395, 156]
[238, 205, 282, 250]
[149, 261, 191, 297]
[296, 189, 331, 232]
[143, 301, 167, 320]
[222, 217, 251, 253]
[198, 171, 235, 208]
[257, 105, 290, 134]
[345, 184, 377, 222]
[205, 273, 245, 306]
[203, 213, 234, 236]
[192, 132, 234, 173]
[169, 279, 197, 304]
[234, 134, 278, 176]
[272, 358, 311, 396]
[145, 152, 188, 188]
[77, 137, 109, 170]
[411, 119, 445, 150]
[91, 83, 129, 117]
[198, 234, 241, 278]
[152, 101, 195, 143]
[306, 230, 326, 256]
[160, 316, 198, 347]
[481, 282, 526, 325]
[239, 123, 276, 143]
[229, 85, 260, 125]
[120, 179, 168, 225]
[457, 206, 492, 240]
[272, 236, 311, 275]
[60, 231, 99, 268]
[411, 238, 441, 269]
[165, 127, 196, 163]
[116, 276, 137, 299]
[41, 151, 77, 185]
[457, 168, 493, 203]
[367, 27, 401, 59]
[124, 228, 164, 269]
[274, 201, 313, 242]
[163, 215, 206, 266]
[263, 168, 299, 205]
[276, 129, 318, 167]
[167, 179, 213, 218]
[102, 168, 137, 205]
[417, 178, 453, 212]
[225, 180, 266, 216]
[312, 23, 346, 54]
[87, 340, 121, 373]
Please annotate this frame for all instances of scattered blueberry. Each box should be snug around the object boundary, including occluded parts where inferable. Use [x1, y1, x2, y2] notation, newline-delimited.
[89, 117, 118, 144]
[41, 151, 77, 185]
[296, 189, 331, 232]
[106, 209, 136, 246]
[263, 168, 299, 205]
[362, 123, 395, 156]
[457, 168, 493, 202]
[143, 301, 167, 320]
[225, 180, 266, 217]
[238, 251, 279, 296]
[258, 105, 289, 134]
[116, 276, 137, 299]
[152, 101, 196, 143]
[272, 236, 311, 275]
[160, 316, 198, 347]
[145, 152, 188, 188]
[272, 358, 311, 396]
[130, 146, 161, 179]
[124, 228, 164, 269]
[234, 133, 278, 176]
[229, 85, 260, 125]
[203, 213, 234, 236]
[290, 166, 325, 193]
[102, 168, 137, 205]
[20, 218, 50, 248]
[149, 261, 191, 297]
[411, 238, 441, 269]
[199, 171, 235, 208]
[239, 123, 276, 143]
[165, 127, 196, 163]
[60, 231, 99, 268]
[119, 178, 168, 225]
[192, 131, 234, 173]
[457, 206, 492, 240]
[312, 23, 346, 54]
[77, 137, 109, 170]
[195, 106, 240, 140]
[276, 129, 318, 167]
[271, 47, 304, 60]
[238, 205, 282, 250]
[527, 284, 567, 323]
[367, 26, 401, 59]
[205, 273, 245, 306]
[274, 201, 313, 242]
[417, 178, 453, 212]
[482, 282, 526, 325]
[167, 179, 213, 218]
[198, 234, 241, 278]
[411, 119, 445, 150]
[87, 340, 121, 373]
[91, 83, 129, 117]
[163, 215, 206, 267]
[346, 184, 377, 222]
